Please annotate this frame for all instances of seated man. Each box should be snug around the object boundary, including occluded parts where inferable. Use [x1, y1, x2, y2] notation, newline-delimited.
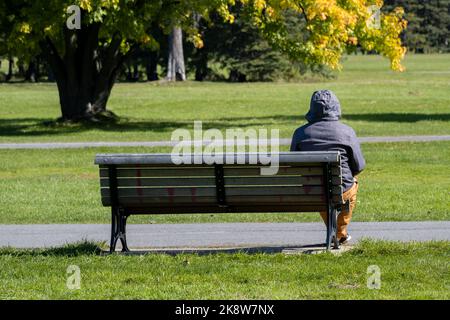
[290, 90, 366, 244]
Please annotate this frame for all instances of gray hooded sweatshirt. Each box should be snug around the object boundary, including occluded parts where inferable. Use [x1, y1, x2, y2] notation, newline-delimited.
[290, 90, 366, 192]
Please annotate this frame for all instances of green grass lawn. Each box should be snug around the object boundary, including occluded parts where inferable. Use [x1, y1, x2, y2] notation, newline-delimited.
[0, 240, 448, 299]
[0, 54, 449, 143]
[1, 54, 449, 301]
[1, 141, 448, 224]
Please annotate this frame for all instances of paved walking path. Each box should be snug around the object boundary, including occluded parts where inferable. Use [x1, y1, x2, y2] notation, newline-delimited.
[0, 221, 448, 250]
[1, 135, 449, 149]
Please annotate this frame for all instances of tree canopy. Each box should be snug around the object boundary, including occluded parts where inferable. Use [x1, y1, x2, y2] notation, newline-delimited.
[2, 0, 407, 121]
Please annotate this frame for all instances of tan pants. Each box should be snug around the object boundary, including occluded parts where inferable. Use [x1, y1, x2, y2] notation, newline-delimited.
[320, 178, 359, 240]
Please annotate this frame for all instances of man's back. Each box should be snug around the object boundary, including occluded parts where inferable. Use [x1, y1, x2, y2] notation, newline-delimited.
[290, 90, 365, 192]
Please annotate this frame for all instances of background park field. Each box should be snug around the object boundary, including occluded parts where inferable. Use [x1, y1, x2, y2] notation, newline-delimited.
[0, 54, 449, 300]
[0, 54, 449, 225]
[1, 54, 450, 143]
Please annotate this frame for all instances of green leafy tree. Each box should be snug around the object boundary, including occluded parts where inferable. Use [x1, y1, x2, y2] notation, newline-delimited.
[0, 1, 24, 81]
[188, 8, 328, 82]
[3, 0, 407, 122]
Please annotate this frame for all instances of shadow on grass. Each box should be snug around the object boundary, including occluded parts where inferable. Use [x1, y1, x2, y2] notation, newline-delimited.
[0, 242, 332, 257]
[112, 243, 330, 256]
[342, 113, 450, 122]
[2, 240, 447, 257]
[0, 241, 104, 257]
[0, 116, 300, 138]
[0, 118, 193, 137]
[124, 240, 447, 257]
[0, 113, 448, 138]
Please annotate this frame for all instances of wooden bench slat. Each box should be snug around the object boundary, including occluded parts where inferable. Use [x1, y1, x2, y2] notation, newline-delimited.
[101, 195, 328, 206]
[101, 185, 342, 198]
[116, 205, 329, 214]
[103, 195, 326, 203]
[99, 163, 325, 169]
[95, 152, 341, 166]
[100, 175, 342, 188]
[100, 177, 216, 188]
[99, 166, 340, 178]
[99, 167, 215, 178]
[101, 195, 342, 206]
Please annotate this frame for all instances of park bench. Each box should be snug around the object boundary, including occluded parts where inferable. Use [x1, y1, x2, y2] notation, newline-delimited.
[95, 152, 348, 253]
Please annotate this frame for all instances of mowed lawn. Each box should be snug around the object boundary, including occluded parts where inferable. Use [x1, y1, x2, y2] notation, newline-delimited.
[0, 54, 449, 143]
[0, 240, 448, 299]
[0, 141, 449, 224]
[0, 54, 449, 301]
[0, 53, 449, 224]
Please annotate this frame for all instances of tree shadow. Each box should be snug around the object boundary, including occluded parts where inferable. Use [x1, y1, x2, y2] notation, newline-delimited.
[0, 241, 104, 257]
[342, 113, 450, 122]
[0, 118, 195, 137]
[0, 116, 298, 138]
[112, 243, 330, 256]
[0, 113, 448, 138]
[215, 113, 450, 123]
[0, 242, 336, 257]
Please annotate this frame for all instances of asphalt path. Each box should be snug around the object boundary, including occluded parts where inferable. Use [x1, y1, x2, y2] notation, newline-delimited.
[1, 221, 448, 250]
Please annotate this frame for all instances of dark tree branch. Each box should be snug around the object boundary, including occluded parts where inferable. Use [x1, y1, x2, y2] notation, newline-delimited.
[298, 3, 310, 24]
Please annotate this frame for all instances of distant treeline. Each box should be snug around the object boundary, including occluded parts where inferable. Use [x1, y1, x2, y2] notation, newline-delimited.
[1, 1, 449, 83]
[384, 0, 450, 53]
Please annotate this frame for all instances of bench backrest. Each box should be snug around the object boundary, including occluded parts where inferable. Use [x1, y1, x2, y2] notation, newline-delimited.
[95, 152, 343, 214]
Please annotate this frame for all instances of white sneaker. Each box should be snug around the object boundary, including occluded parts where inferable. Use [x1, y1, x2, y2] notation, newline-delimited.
[339, 234, 352, 245]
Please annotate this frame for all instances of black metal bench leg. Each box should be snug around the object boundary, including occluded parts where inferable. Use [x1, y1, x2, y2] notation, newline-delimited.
[326, 207, 339, 250]
[119, 214, 130, 252]
[332, 208, 340, 249]
[110, 207, 119, 253]
[326, 209, 332, 251]
[110, 207, 130, 253]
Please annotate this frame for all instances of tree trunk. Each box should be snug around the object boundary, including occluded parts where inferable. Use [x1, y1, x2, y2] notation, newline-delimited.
[39, 25, 131, 122]
[146, 50, 159, 81]
[192, 12, 207, 81]
[194, 49, 208, 81]
[166, 27, 186, 81]
[5, 56, 13, 82]
[18, 62, 25, 78]
[25, 60, 37, 82]
[229, 69, 247, 82]
[126, 62, 139, 82]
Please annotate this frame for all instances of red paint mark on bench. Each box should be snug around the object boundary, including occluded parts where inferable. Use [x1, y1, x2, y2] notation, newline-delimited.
[191, 188, 197, 203]
[136, 164, 143, 204]
[304, 185, 312, 195]
[167, 188, 175, 203]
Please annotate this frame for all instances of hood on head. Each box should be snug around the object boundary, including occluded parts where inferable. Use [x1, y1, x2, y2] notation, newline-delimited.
[305, 90, 342, 123]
